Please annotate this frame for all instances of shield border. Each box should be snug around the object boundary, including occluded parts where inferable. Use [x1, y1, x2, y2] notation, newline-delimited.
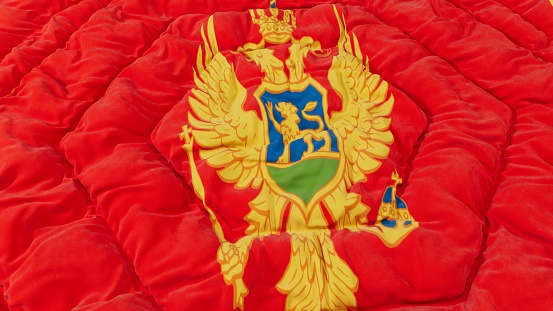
[253, 76, 346, 217]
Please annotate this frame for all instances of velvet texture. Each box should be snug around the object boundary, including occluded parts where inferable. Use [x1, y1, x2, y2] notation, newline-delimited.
[1, 0, 553, 310]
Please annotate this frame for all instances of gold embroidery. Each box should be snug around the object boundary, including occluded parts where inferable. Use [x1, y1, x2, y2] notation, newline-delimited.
[250, 8, 296, 44]
[278, 231, 358, 311]
[181, 6, 418, 310]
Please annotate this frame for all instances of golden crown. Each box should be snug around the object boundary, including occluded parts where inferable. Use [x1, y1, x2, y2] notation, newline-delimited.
[250, 8, 296, 44]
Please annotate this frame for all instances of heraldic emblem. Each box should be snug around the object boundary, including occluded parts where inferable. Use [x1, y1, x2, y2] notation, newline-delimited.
[180, 4, 418, 310]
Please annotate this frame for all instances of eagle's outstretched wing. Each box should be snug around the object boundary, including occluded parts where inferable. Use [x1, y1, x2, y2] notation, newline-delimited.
[328, 50, 394, 188]
[188, 18, 264, 190]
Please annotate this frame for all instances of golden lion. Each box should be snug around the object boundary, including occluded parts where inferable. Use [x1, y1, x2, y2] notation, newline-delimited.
[266, 101, 331, 164]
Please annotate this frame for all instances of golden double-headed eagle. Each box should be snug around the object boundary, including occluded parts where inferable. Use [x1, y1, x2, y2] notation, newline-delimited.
[180, 5, 417, 310]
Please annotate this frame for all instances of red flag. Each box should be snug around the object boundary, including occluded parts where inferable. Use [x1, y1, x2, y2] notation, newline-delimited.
[1, 0, 553, 310]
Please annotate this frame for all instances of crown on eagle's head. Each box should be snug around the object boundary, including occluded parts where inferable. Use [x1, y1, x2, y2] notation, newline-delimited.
[250, 8, 296, 44]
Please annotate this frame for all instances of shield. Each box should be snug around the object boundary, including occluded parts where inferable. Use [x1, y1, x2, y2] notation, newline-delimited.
[258, 83, 341, 206]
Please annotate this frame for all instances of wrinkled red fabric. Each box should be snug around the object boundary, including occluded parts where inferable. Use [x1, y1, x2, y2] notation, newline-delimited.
[1, 0, 553, 310]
